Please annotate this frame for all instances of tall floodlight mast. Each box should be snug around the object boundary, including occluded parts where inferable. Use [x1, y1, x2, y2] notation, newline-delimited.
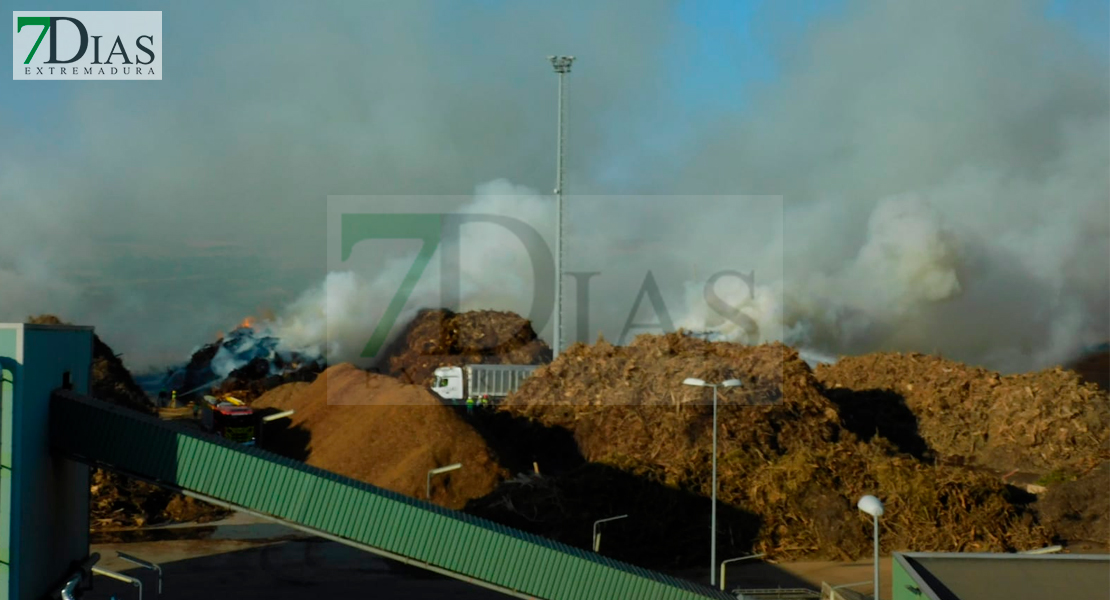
[549, 55, 574, 359]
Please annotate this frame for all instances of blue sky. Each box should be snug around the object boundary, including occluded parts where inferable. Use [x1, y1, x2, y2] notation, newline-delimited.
[670, 0, 834, 111]
[4, 0, 1106, 144]
[1048, 0, 1110, 53]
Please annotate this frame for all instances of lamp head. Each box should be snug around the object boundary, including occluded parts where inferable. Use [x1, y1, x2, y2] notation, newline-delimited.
[721, 379, 743, 388]
[857, 495, 884, 517]
[683, 378, 707, 387]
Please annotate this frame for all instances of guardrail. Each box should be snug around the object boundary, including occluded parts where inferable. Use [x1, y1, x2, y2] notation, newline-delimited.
[733, 588, 821, 600]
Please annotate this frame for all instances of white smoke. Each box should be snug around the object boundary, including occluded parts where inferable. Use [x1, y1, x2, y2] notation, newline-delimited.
[672, 195, 963, 359]
[660, 1, 1109, 373]
[268, 180, 551, 365]
[264, 164, 1106, 374]
[8, 1, 1099, 376]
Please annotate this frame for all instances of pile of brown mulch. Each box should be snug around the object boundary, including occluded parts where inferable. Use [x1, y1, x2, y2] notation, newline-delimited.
[89, 469, 225, 530]
[253, 364, 508, 509]
[815, 352, 1110, 474]
[734, 441, 1048, 560]
[501, 335, 841, 481]
[491, 332, 1050, 561]
[1035, 461, 1110, 547]
[383, 309, 550, 386]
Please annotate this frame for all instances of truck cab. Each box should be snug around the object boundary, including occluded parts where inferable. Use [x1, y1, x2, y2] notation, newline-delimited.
[431, 366, 464, 401]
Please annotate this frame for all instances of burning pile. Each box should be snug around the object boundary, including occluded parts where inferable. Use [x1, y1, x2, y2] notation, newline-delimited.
[492, 333, 1052, 562]
[815, 352, 1110, 474]
[384, 309, 550, 386]
[152, 324, 323, 403]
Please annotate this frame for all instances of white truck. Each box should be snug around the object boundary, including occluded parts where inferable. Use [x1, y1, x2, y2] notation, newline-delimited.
[430, 364, 540, 401]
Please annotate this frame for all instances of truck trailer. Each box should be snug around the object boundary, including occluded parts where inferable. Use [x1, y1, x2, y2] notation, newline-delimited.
[430, 364, 540, 402]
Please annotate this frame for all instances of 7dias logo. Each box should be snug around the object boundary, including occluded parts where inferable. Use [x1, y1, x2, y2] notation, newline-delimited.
[13, 12, 161, 80]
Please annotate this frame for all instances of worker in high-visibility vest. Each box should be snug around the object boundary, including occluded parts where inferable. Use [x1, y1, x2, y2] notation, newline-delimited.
[479, 394, 490, 409]
[465, 396, 475, 415]
[171, 390, 177, 407]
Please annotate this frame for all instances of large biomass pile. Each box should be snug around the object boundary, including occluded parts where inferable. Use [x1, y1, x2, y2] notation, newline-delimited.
[815, 353, 1110, 474]
[253, 364, 508, 509]
[495, 333, 1051, 562]
[26, 315, 228, 530]
[384, 309, 551, 385]
[503, 335, 841, 478]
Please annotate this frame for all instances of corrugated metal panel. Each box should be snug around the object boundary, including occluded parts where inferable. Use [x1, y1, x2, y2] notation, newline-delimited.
[49, 392, 733, 600]
[466, 364, 540, 397]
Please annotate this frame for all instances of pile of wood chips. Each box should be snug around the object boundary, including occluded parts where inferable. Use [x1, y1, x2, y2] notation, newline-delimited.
[816, 352, 1110, 473]
[492, 332, 1072, 562]
[384, 308, 551, 385]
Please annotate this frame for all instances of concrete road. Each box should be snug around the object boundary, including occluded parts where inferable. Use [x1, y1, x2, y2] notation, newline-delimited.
[85, 537, 514, 599]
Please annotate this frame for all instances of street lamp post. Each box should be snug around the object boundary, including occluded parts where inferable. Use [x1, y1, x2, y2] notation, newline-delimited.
[427, 463, 463, 500]
[258, 409, 295, 448]
[682, 377, 742, 587]
[117, 551, 162, 596]
[719, 553, 764, 592]
[548, 55, 574, 358]
[592, 514, 628, 553]
[857, 494, 884, 600]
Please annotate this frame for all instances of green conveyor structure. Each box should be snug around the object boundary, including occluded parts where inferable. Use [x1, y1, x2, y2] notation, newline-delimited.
[50, 391, 734, 600]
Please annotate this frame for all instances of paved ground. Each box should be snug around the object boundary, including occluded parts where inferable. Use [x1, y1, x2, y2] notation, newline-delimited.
[81, 512, 918, 599]
[671, 558, 892, 596]
[85, 538, 514, 600]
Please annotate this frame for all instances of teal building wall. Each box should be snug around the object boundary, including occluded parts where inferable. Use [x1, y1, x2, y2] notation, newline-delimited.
[0, 324, 93, 600]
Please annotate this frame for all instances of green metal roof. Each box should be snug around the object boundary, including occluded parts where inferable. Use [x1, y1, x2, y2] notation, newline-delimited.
[49, 392, 733, 600]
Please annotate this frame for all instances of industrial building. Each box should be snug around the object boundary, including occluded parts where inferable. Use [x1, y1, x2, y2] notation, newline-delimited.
[891, 552, 1110, 600]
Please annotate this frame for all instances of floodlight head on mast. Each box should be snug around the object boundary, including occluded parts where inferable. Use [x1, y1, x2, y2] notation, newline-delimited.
[550, 56, 575, 73]
[857, 494, 884, 517]
[683, 378, 707, 387]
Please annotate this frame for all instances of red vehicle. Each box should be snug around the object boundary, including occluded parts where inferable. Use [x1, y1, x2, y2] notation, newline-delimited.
[199, 395, 257, 445]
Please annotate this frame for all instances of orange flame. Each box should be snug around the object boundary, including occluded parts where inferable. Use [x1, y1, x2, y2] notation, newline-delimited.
[238, 316, 256, 330]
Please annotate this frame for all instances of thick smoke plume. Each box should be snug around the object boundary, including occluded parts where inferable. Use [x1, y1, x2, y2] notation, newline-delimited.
[269, 180, 553, 366]
[268, 1, 1109, 374]
[668, 0, 1110, 372]
[2, 0, 1106, 374]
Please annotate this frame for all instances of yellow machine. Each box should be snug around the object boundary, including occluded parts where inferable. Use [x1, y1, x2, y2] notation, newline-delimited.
[219, 394, 246, 406]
